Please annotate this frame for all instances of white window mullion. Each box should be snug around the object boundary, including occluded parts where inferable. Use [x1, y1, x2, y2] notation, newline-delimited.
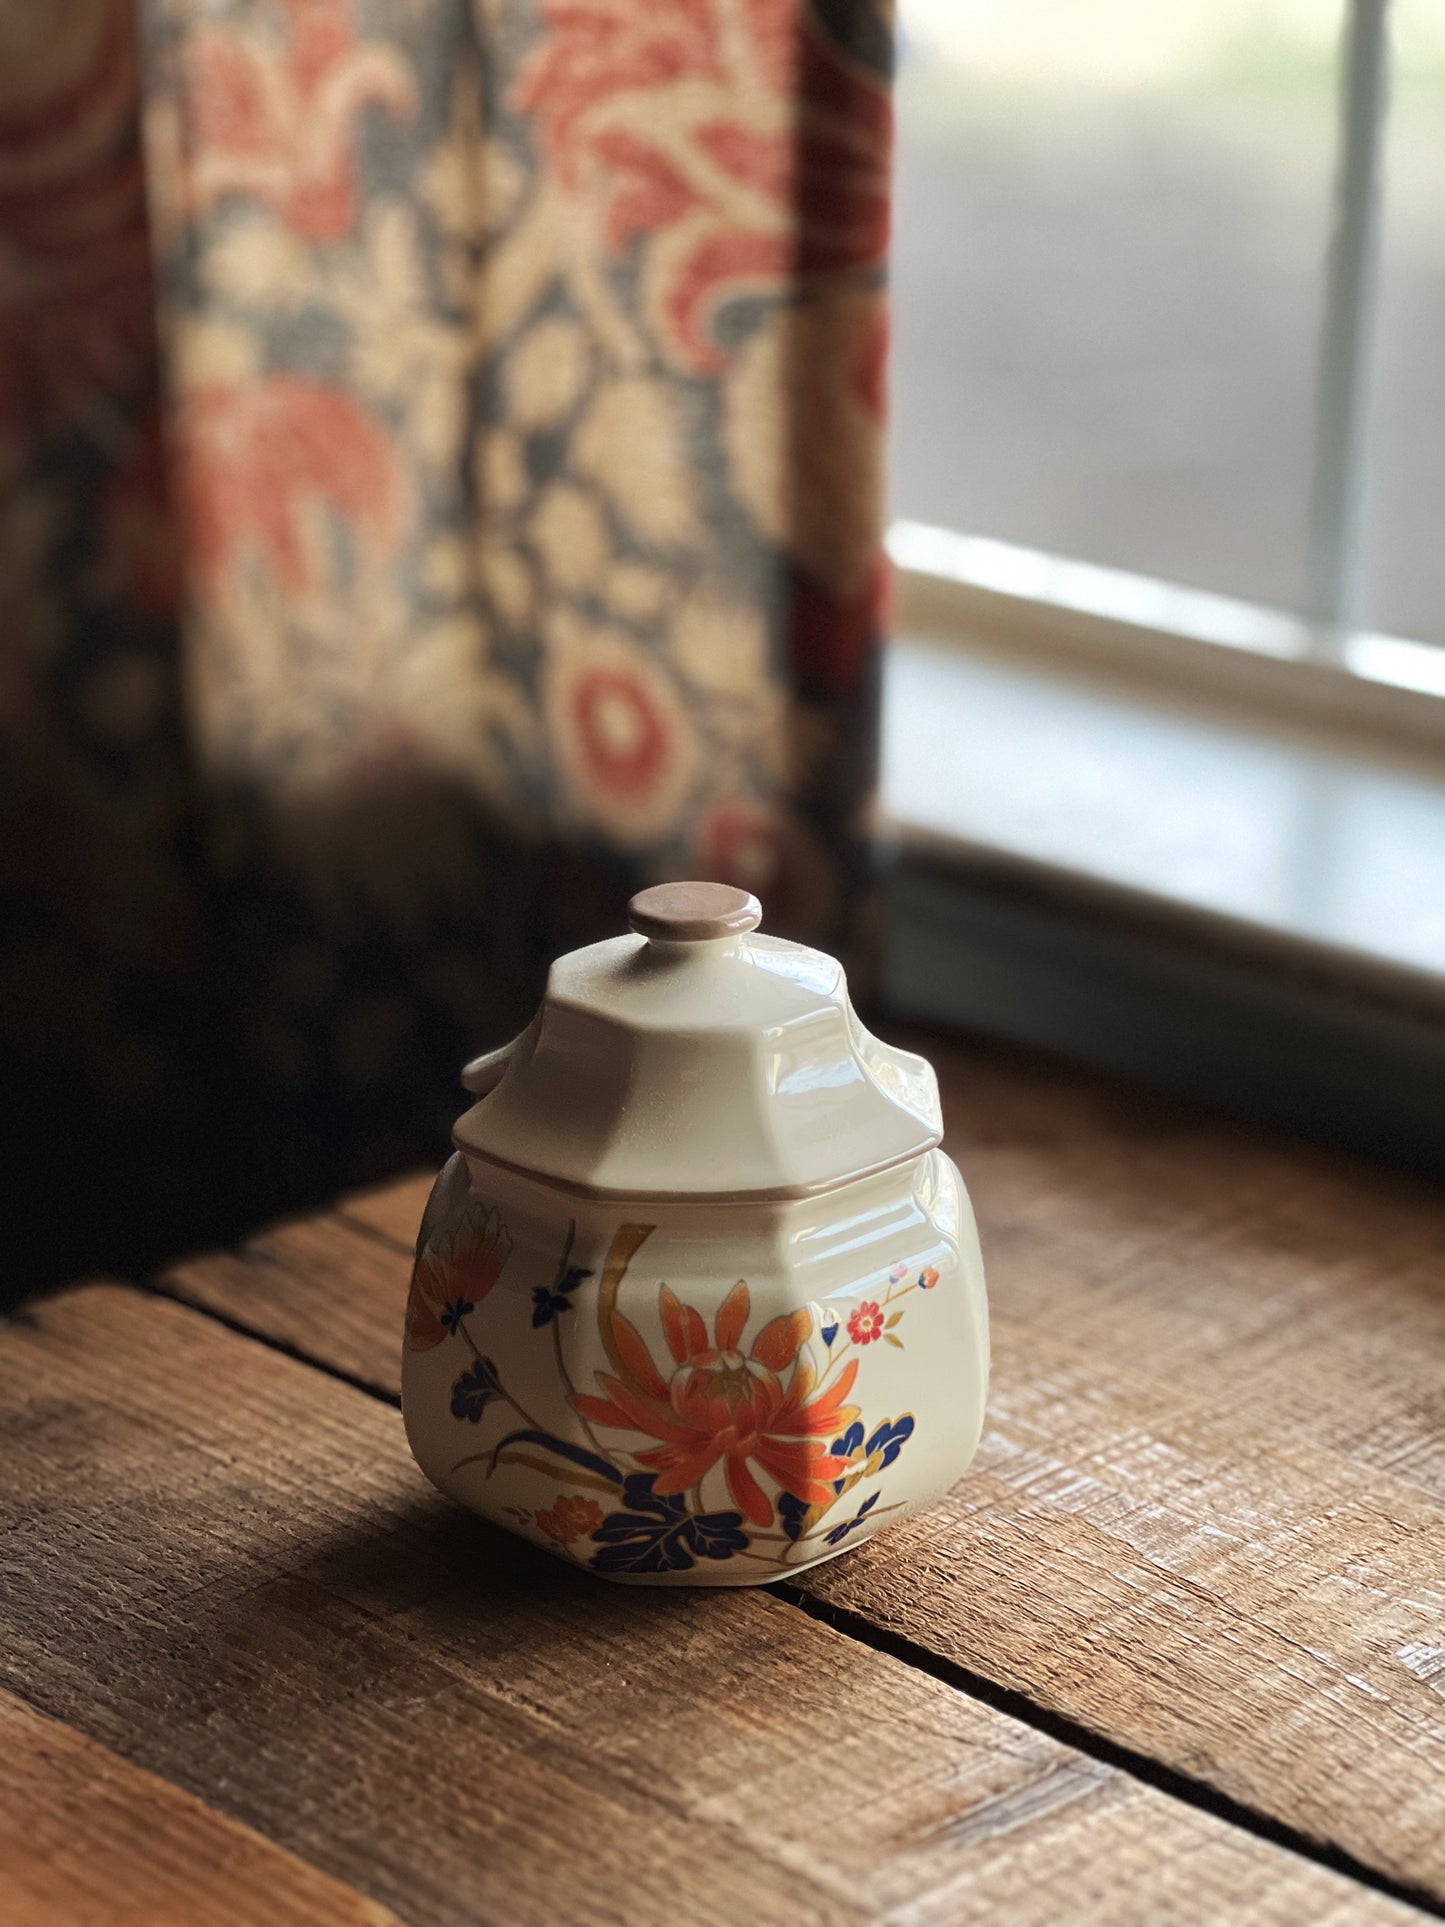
[1304, 0, 1392, 651]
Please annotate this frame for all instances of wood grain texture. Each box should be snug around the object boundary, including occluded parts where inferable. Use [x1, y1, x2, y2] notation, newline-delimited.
[335, 1172, 432, 1252]
[2, 1285, 1416, 1927]
[161, 1025, 1445, 1902]
[165, 1210, 410, 1395]
[810, 1314, 1445, 1895]
[164, 1200, 1445, 1901]
[0, 1688, 395, 1926]
[920, 1031, 1445, 1505]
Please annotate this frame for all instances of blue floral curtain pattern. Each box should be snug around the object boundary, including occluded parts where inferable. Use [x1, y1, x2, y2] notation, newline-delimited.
[148, 0, 892, 926]
[2, 0, 894, 1278]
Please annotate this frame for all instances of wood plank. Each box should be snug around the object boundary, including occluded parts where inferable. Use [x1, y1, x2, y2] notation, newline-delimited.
[165, 1212, 410, 1396]
[335, 1172, 430, 1253]
[810, 1313, 1445, 1895]
[919, 1030, 1445, 1505]
[1, 1285, 1416, 1927]
[160, 1096, 1445, 1902]
[0, 1688, 395, 1926]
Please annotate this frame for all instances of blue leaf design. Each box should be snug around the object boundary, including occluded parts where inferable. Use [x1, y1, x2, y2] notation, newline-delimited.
[777, 1493, 811, 1543]
[864, 1414, 915, 1470]
[440, 1298, 474, 1337]
[451, 1357, 503, 1422]
[588, 1473, 749, 1574]
[531, 1262, 595, 1326]
[824, 1489, 881, 1546]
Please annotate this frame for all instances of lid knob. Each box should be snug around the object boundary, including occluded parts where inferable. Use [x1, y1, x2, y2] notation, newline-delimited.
[628, 880, 762, 944]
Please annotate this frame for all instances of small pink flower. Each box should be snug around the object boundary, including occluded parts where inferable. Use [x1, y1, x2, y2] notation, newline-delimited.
[888, 1262, 908, 1283]
[848, 1301, 884, 1346]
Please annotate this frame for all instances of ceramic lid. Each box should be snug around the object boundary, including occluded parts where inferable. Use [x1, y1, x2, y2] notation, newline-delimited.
[452, 882, 943, 1202]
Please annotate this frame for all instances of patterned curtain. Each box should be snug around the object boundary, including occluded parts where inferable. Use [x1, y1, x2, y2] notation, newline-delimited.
[1, 0, 893, 1281]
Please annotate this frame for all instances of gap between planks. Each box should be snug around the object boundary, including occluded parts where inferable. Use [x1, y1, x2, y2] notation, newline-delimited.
[776, 1586, 1445, 1922]
[338, 1154, 1445, 1911]
[145, 1201, 1445, 1922]
[127, 1268, 1445, 1921]
[4, 1280, 1426, 1927]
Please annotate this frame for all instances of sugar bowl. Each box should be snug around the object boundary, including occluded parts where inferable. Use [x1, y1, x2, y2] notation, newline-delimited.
[402, 881, 988, 1584]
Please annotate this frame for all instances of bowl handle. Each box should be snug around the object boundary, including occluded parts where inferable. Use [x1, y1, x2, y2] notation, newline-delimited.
[459, 1032, 522, 1097]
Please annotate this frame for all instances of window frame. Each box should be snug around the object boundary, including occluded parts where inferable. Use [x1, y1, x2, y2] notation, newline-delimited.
[891, 1, 1443, 728]
[877, 3, 1444, 1169]
[890, 519, 1445, 758]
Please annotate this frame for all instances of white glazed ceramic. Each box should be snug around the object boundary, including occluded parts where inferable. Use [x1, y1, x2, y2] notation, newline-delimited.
[402, 882, 988, 1585]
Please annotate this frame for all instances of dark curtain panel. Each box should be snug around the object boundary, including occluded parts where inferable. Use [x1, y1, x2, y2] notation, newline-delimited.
[0, 0, 893, 1284]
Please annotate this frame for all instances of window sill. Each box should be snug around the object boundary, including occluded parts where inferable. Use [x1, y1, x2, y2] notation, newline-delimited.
[878, 630, 1445, 1173]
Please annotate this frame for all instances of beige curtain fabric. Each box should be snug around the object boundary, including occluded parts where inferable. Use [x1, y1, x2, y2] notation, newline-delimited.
[1, 0, 894, 1279]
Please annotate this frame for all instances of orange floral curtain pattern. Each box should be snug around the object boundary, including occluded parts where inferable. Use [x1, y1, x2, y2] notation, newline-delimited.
[2, 0, 894, 1276]
[151, 0, 892, 929]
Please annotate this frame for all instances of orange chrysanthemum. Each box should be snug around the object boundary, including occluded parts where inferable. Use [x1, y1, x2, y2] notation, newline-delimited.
[574, 1278, 858, 1528]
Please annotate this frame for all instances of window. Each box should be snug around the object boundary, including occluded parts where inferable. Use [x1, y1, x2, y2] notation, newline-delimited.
[888, 0, 1445, 716]
[880, 2, 1445, 1168]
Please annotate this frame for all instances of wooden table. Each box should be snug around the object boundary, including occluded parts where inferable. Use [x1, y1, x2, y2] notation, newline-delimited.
[5, 1030, 1444, 1925]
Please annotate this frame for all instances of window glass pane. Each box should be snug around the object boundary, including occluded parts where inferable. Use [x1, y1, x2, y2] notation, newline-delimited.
[1359, 0, 1445, 647]
[890, 0, 1341, 612]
